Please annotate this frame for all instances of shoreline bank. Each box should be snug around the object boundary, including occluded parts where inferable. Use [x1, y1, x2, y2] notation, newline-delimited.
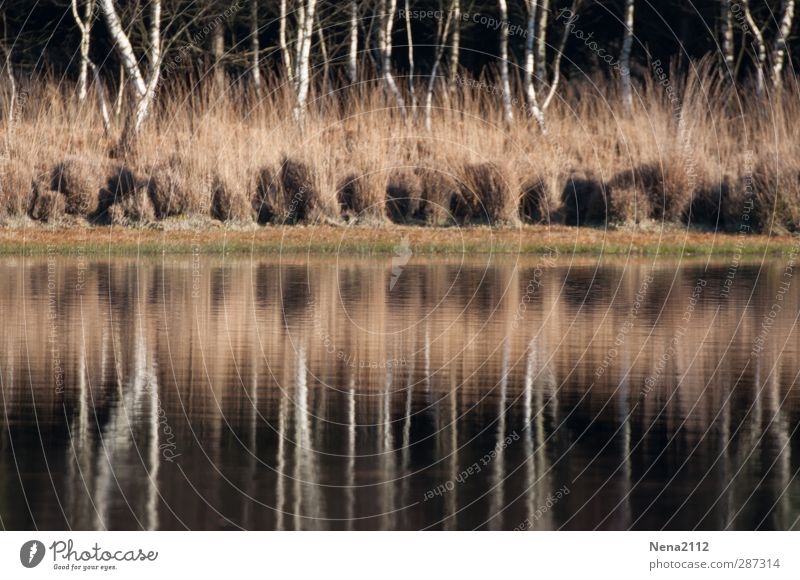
[0, 225, 797, 257]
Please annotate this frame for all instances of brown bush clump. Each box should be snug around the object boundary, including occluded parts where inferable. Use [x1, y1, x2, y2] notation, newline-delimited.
[280, 157, 318, 223]
[416, 168, 459, 225]
[609, 163, 694, 223]
[740, 161, 800, 234]
[94, 165, 155, 224]
[252, 166, 282, 224]
[147, 156, 193, 219]
[459, 162, 519, 225]
[210, 174, 252, 222]
[561, 173, 608, 226]
[0, 158, 37, 217]
[386, 169, 422, 223]
[337, 170, 386, 223]
[27, 183, 65, 223]
[50, 157, 105, 216]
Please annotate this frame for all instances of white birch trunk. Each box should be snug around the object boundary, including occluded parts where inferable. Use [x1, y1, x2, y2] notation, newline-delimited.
[620, 0, 635, 113]
[98, 0, 147, 99]
[71, 0, 94, 102]
[279, 0, 293, 84]
[524, 0, 546, 131]
[497, 0, 514, 125]
[424, 7, 453, 130]
[379, 0, 406, 111]
[771, 0, 796, 89]
[404, 0, 417, 114]
[721, 0, 734, 73]
[211, 21, 225, 90]
[251, 0, 261, 92]
[347, 0, 358, 83]
[293, 0, 318, 124]
[536, 0, 550, 86]
[448, 0, 460, 93]
[541, 0, 575, 110]
[743, 0, 768, 94]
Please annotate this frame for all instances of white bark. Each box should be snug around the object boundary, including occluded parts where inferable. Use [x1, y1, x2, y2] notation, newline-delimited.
[404, 0, 417, 114]
[721, 0, 734, 73]
[378, 0, 406, 111]
[211, 20, 225, 89]
[293, 0, 318, 124]
[524, 0, 546, 130]
[88, 61, 112, 135]
[347, 0, 358, 83]
[497, 0, 513, 125]
[98, 0, 161, 144]
[536, 0, 550, 86]
[742, 0, 768, 94]
[541, 0, 574, 110]
[424, 7, 454, 130]
[71, 0, 94, 102]
[771, 0, 796, 89]
[251, 0, 261, 92]
[620, 0, 635, 113]
[280, 0, 293, 84]
[448, 0, 460, 93]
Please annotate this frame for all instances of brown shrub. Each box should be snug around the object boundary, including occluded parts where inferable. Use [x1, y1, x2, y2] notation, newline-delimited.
[210, 174, 252, 222]
[607, 185, 653, 225]
[458, 162, 519, 225]
[415, 168, 459, 225]
[252, 166, 281, 224]
[27, 184, 65, 222]
[148, 157, 193, 219]
[105, 165, 140, 200]
[734, 162, 800, 234]
[107, 186, 156, 225]
[561, 174, 608, 226]
[610, 163, 694, 222]
[280, 157, 319, 223]
[50, 157, 105, 216]
[0, 159, 36, 217]
[684, 180, 727, 230]
[386, 169, 422, 223]
[337, 170, 386, 222]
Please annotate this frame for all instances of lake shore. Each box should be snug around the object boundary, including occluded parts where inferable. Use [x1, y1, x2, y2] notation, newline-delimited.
[0, 224, 797, 257]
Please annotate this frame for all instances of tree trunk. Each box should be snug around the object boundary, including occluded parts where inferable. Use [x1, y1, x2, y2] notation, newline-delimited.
[280, 0, 293, 84]
[98, 0, 147, 99]
[524, 0, 546, 130]
[404, 0, 416, 115]
[536, 0, 550, 87]
[721, 0, 734, 74]
[348, 0, 358, 83]
[742, 0, 767, 95]
[448, 0, 460, 94]
[378, 0, 405, 111]
[250, 0, 261, 92]
[497, 0, 514, 125]
[71, 0, 94, 102]
[771, 0, 796, 89]
[620, 0, 635, 113]
[424, 8, 454, 130]
[293, 0, 318, 124]
[211, 21, 225, 91]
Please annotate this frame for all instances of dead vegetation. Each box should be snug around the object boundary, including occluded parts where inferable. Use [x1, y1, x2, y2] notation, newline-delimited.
[1, 70, 798, 234]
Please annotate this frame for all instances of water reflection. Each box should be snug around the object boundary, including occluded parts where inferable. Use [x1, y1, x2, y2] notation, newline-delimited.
[1, 255, 799, 530]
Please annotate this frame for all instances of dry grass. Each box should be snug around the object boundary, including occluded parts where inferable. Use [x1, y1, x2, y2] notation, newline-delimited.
[1, 64, 798, 234]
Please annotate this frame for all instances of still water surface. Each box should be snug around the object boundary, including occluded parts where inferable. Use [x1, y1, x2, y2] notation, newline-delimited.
[1, 254, 799, 530]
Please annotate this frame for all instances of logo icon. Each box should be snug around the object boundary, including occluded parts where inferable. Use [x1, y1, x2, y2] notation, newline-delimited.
[20, 540, 46, 568]
[389, 236, 412, 291]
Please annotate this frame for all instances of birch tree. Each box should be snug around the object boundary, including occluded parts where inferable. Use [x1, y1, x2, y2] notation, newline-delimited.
[347, 0, 358, 83]
[524, 0, 546, 129]
[771, 0, 796, 89]
[280, 0, 293, 84]
[448, 0, 460, 94]
[497, 0, 514, 125]
[98, 0, 162, 148]
[293, 0, 318, 123]
[424, 3, 454, 130]
[70, 0, 94, 102]
[404, 0, 417, 115]
[742, 0, 768, 94]
[211, 19, 225, 90]
[620, 0, 635, 113]
[720, 0, 734, 74]
[250, 0, 261, 92]
[378, 0, 406, 111]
